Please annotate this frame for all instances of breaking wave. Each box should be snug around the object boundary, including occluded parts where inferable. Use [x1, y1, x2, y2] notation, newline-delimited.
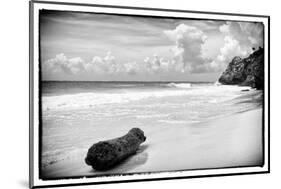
[166, 83, 192, 88]
[42, 84, 252, 111]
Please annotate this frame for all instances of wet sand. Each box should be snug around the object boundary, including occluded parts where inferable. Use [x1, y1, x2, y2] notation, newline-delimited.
[41, 108, 263, 179]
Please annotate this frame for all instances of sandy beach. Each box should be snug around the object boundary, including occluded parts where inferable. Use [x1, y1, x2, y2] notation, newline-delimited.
[41, 108, 263, 179]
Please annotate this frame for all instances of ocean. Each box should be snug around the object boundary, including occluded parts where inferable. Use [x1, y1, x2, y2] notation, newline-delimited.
[41, 81, 263, 171]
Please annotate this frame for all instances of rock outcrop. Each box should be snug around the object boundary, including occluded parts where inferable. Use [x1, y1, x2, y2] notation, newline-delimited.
[218, 47, 264, 90]
[85, 128, 146, 170]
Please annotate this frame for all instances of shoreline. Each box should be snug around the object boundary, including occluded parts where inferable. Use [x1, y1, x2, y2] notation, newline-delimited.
[41, 108, 263, 179]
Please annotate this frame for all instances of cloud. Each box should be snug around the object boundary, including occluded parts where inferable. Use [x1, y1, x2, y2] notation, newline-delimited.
[42, 52, 180, 80]
[221, 22, 264, 47]
[42, 54, 85, 76]
[42, 52, 147, 78]
[42, 21, 264, 80]
[209, 22, 264, 71]
[163, 22, 263, 73]
[144, 54, 162, 73]
[143, 54, 189, 74]
[42, 53, 113, 78]
[84, 51, 117, 74]
[164, 24, 208, 73]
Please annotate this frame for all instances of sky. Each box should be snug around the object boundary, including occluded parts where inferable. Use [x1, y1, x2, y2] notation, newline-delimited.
[40, 10, 264, 82]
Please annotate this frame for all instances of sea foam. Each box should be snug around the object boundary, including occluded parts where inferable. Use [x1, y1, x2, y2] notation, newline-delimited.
[42, 85, 251, 111]
[43, 90, 192, 111]
[166, 83, 192, 88]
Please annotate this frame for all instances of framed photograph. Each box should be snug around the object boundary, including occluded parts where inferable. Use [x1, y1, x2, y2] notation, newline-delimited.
[29, 0, 270, 188]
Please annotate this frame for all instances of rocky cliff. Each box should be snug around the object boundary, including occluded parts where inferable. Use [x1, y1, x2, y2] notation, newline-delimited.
[218, 47, 264, 90]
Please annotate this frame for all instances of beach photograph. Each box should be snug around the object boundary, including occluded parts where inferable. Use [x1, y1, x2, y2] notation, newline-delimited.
[39, 9, 265, 180]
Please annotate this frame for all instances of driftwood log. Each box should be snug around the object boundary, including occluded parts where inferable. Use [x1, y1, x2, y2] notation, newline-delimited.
[85, 128, 146, 170]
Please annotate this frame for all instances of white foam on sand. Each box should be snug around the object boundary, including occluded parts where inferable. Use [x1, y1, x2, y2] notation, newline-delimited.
[41, 108, 263, 178]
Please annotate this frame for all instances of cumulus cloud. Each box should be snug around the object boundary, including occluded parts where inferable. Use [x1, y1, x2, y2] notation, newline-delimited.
[163, 22, 263, 73]
[144, 54, 163, 73]
[42, 53, 115, 79]
[209, 22, 264, 71]
[84, 51, 117, 74]
[143, 54, 189, 74]
[42, 53, 85, 75]
[221, 22, 263, 47]
[209, 36, 248, 71]
[164, 24, 208, 73]
[43, 52, 179, 79]
[43, 52, 147, 78]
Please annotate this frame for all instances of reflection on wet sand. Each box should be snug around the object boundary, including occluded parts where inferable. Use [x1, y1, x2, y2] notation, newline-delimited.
[90, 145, 149, 174]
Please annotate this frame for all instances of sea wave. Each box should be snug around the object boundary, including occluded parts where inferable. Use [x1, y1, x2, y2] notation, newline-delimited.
[214, 81, 221, 86]
[42, 89, 193, 111]
[166, 83, 192, 88]
[42, 85, 252, 111]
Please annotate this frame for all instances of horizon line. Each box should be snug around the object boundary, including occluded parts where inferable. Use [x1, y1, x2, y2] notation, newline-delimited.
[41, 80, 215, 83]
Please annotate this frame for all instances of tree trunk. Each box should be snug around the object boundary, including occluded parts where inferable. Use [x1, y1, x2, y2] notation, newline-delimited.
[85, 128, 146, 170]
